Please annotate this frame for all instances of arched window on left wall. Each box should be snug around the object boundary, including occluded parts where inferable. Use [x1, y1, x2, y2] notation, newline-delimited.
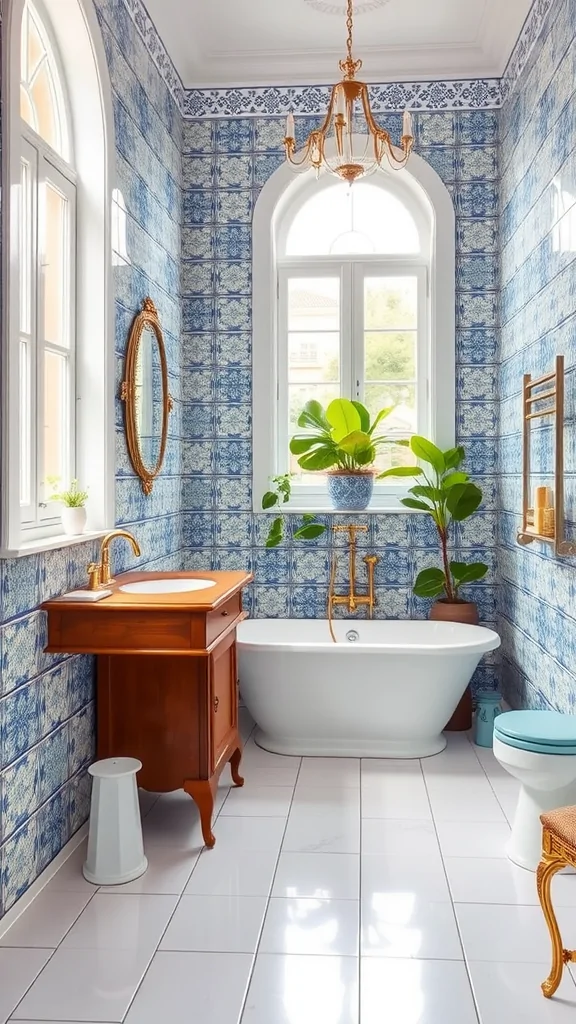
[1, 0, 115, 554]
[19, 0, 76, 526]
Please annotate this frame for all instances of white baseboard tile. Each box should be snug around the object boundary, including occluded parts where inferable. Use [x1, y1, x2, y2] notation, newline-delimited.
[0, 824, 88, 940]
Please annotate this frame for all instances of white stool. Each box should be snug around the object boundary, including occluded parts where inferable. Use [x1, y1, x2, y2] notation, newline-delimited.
[83, 757, 148, 885]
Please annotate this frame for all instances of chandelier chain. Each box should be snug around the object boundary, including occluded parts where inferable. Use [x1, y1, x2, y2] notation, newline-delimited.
[345, 0, 354, 62]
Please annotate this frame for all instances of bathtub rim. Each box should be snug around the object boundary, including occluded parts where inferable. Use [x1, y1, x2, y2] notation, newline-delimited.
[237, 618, 501, 657]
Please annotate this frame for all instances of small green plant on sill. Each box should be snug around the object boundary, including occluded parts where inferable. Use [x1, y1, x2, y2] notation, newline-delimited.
[261, 474, 327, 548]
[47, 477, 89, 508]
[289, 398, 394, 472]
[378, 437, 488, 602]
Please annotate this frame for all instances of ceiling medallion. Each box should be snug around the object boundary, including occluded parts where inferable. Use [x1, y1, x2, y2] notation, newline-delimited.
[285, 0, 413, 184]
[304, 0, 390, 14]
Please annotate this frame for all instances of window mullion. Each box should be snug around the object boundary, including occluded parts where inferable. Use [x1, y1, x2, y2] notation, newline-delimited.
[352, 263, 365, 403]
[340, 262, 353, 402]
[36, 154, 49, 517]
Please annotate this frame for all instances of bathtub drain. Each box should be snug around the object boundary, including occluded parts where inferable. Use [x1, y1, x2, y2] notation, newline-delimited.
[346, 630, 360, 643]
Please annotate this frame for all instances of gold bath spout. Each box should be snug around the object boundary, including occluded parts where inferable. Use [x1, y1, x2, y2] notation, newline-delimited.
[88, 529, 142, 588]
[328, 525, 378, 642]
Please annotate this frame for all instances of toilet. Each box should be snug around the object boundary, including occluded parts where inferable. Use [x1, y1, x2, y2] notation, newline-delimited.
[493, 710, 576, 871]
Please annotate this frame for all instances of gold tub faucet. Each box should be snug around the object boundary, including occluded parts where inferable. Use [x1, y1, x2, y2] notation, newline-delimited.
[328, 525, 379, 633]
[87, 530, 142, 589]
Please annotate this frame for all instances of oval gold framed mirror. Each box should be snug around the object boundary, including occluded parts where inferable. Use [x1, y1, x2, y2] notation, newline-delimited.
[121, 297, 172, 494]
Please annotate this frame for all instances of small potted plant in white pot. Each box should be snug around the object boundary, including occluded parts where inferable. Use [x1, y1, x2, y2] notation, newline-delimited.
[290, 398, 395, 511]
[48, 478, 89, 536]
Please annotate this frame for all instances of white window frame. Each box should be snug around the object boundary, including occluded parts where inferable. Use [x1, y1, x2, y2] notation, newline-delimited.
[252, 145, 456, 512]
[1, 0, 116, 555]
[20, 131, 77, 531]
[277, 259, 429, 508]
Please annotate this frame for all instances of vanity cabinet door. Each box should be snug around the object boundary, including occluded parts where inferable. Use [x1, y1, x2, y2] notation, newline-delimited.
[209, 631, 238, 773]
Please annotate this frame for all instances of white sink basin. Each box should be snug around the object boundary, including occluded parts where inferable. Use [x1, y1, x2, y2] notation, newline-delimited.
[119, 578, 217, 595]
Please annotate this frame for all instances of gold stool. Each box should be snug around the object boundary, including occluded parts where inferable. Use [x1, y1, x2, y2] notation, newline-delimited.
[537, 806, 576, 997]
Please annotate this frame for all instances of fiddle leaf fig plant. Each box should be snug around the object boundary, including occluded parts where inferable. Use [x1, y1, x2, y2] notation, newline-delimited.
[378, 438, 488, 602]
[261, 475, 327, 548]
[290, 398, 394, 473]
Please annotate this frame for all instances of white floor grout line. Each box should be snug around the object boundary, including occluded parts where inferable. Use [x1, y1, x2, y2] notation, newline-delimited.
[236, 754, 304, 1024]
[419, 745, 483, 1024]
[118, 742, 266, 1023]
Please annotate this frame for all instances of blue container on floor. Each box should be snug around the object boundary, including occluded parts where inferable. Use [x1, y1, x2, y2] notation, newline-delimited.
[473, 690, 503, 747]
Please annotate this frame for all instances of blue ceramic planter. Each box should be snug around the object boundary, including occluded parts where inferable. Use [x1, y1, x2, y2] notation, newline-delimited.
[327, 472, 374, 511]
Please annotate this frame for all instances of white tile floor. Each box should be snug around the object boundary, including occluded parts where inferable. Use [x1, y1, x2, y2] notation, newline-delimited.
[2, 714, 576, 1023]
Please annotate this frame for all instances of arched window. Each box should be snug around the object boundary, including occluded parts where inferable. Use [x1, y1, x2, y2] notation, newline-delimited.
[18, 0, 76, 525]
[252, 154, 455, 510]
[2, 0, 115, 552]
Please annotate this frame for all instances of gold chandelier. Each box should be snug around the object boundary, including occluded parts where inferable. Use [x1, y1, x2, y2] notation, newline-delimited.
[284, 0, 414, 183]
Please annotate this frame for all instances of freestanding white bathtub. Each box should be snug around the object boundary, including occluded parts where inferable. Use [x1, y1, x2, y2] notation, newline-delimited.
[237, 619, 501, 758]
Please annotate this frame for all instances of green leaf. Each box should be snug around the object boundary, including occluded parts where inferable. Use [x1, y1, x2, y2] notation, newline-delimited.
[265, 517, 284, 547]
[262, 491, 279, 510]
[446, 482, 482, 521]
[413, 567, 447, 598]
[410, 436, 446, 473]
[293, 523, 327, 541]
[297, 400, 331, 433]
[395, 439, 411, 447]
[411, 484, 444, 502]
[289, 436, 318, 455]
[351, 401, 370, 433]
[353, 446, 376, 466]
[326, 398, 361, 442]
[450, 561, 489, 585]
[377, 466, 424, 479]
[301, 513, 316, 523]
[401, 497, 432, 512]
[367, 405, 394, 436]
[298, 448, 339, 472]
[444, 446, 466, 470]
[442, 471, 469, 489]
[337, 430, 372, 454]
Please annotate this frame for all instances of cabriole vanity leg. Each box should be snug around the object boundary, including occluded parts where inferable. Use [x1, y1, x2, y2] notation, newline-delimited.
[184, 777, 218, 849]
[230, 743, 244, 787]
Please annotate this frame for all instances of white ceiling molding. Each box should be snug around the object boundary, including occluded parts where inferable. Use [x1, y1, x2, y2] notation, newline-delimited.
[120, 0, 554, 115]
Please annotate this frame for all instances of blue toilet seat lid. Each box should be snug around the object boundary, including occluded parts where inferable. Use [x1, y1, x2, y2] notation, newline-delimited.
[495, 711, 576, 752]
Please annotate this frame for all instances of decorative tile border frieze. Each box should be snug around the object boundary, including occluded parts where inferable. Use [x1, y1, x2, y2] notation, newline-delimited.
[122, 0, 184, 109]
[183, 78, 503, 119]
[501, 0, 556, 101]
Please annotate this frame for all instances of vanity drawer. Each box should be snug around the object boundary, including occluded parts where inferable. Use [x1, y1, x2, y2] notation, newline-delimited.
[209, 632, 238, 772]
[206, 594, 242, 646]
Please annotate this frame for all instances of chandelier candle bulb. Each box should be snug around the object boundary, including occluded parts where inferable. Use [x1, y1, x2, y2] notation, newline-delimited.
[403, 110, 413, 138]
[285, 112, 295, 139]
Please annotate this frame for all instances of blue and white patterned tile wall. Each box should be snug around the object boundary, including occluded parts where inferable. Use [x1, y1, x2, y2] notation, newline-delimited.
[0, 0, 182, 918]
[180, 111, 500, 653]
[499, 0, 576, 712]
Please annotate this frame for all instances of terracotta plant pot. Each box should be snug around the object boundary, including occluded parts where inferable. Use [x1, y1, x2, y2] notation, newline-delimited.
[430, 599, 479, 731]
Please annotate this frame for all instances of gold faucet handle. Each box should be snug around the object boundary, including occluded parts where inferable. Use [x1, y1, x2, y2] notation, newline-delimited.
[87, 562, 102, 591]
[364, 555, 379, 564]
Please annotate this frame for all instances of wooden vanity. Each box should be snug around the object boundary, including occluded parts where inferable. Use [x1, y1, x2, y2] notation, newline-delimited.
[42, 570, 252, 847]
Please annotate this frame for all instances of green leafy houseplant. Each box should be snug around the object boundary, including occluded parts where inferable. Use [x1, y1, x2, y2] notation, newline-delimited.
[47, 478, 89, 507]
[261, 475, 326, 548]
[289, 397, 394, 472]
[378, 437, 488, 603]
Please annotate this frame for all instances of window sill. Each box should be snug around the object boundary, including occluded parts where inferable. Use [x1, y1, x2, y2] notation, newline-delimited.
[0, 529, 114, 559]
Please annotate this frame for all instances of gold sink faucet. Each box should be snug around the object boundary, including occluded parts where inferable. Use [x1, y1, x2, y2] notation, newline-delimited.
[328, 525, 378, 640]
[87, 530, 142, 589]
